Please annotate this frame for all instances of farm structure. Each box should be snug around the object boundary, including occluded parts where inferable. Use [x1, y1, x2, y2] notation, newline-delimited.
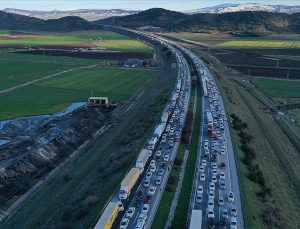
[88, 97, 109, 106]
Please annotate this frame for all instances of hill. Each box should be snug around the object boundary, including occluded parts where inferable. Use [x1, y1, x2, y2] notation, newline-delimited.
[98, 8, 300, 35]
[185, 3, 300, 14]
[3, 8, 139, 21]
[0, 11, 102, 31]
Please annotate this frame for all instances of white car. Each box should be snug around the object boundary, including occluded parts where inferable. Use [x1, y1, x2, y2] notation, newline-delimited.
[208, 190, 215, 199]
[196, 193, 203, 203]
[220, 148, 226, 155]
[126, 207, 135, 218]
[164, 154, 170, 162]
[120, 218, 129, 229]
[209, 182, 215, 191]
[218, 196, 225, 206]
[230, 217, 238, 229]
[207, 210, 215, 219]
[222, 208, 229, 219]
[228, 191, 235, 202]
[212, 175, 217, 183]
[155, 151, 162, 157]
[138, 212, 147, 221]
[118, 201, 124, 211]
[196, 185, 203, 195]
[220, 172, 225, 180]
[135, 219, 145, 229]
[142, 204, 149, 214]
[150, 160, 156, 167]
[200, 173, 205, 181]
[230, 206, 237, 216]
[145, 172, 152, 181]
[150, 165, 156, 173]
[207, 199, 214, 210]
[201, 159, 207, 167]
[212, 163, 218, 170]
[212, 169, 218, 177]
[199, 165, 205, 173]
[148, 186, 156, 195]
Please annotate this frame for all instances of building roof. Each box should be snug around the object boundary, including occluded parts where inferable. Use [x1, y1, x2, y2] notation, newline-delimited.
[89, 97, 108, 100]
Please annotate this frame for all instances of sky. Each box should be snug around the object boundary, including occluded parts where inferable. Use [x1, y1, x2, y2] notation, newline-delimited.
[0, 0, 299, 11]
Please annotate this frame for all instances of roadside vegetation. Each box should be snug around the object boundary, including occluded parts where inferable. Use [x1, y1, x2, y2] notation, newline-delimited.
[171, 86, 202, 229]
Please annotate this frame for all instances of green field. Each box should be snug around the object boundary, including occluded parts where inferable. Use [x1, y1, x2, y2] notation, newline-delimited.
[218, 40, 300, 48]
[0, 61, 72, 91]
[0, 68, 154, 120]
[0, 30, 151, 52]
[252, 78, 300, 97]
[165, 32, 300, 48]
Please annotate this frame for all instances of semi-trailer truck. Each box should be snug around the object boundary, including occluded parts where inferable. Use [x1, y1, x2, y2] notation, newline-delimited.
[135, 149, 150, 172]
[119, 168, 141, 199]
[94, 201, 118, 229]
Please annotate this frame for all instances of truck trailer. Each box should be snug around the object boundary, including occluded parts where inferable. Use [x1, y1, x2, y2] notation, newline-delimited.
[94, 201, 118, 229]
[119, 168, 140, 199]
[206, 111, 213, 127]
[135, 149, 150, 172]
[189, 209, 202, 229]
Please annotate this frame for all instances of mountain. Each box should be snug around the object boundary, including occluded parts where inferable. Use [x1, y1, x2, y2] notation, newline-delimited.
[0, 11, 102, 31]
[99, 8, 188, 28]
[97, 9, 300, 35]
[3, 8, 139, 21]
[185, 3, 300, 14]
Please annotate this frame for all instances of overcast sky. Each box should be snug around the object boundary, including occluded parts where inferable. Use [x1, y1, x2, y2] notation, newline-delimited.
[0, 0, 299, 11]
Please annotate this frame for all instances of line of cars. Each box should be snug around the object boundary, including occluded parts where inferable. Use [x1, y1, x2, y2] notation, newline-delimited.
[189, 61, 239, 229]
[94, 36, 191, 229]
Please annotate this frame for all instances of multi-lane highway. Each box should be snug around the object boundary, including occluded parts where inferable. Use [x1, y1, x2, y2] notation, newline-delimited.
[94, 28, 244, 229]
[180, 48, 245, 229]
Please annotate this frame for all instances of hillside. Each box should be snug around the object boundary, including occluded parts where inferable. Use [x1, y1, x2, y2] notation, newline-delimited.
[98, 9, 300, 35]
[3, 8, 139, 21]
[185, 3, 300, 14]
[0, 11, 102, 31]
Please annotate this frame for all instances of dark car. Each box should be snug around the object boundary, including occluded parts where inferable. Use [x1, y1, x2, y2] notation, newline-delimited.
[208, 218, 215, 229]
[219, 218, 227, 229]
[136, 190, 143, 199]
[144, 195, 152, 204]
[220, 162, 226, 169]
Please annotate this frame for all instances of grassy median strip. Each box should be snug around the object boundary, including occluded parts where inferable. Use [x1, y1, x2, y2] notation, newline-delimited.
[151, 144, 186, 229]
[171, 86, 202, 229]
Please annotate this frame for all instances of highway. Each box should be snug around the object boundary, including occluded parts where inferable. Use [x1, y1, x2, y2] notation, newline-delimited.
[94, 27, 245, 229]
[179, 47, 245, 229]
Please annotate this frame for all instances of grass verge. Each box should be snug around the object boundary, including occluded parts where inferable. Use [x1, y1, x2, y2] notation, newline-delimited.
[171, 86, 202, 229]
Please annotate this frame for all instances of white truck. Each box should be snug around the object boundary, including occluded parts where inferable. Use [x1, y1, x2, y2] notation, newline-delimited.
[119, 168, 141, 199]
[135, 149, 150, 172]
[154, 124, 165, 138]
[189, 210, 202, 229]
[206, 111, 213, 127]
[148, 136, 158, 150]
[161, 112, 169, 124]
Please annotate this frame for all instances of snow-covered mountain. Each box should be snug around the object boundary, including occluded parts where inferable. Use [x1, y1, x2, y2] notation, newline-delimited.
[3, 8, 139, 21]
[185, 3, 300, 14]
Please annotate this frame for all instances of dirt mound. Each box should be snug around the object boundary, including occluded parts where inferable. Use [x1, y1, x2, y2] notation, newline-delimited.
[0, 104, 114, 205]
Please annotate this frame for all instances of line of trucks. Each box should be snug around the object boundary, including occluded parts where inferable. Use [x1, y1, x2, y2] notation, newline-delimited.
[94, 54, 185, 229]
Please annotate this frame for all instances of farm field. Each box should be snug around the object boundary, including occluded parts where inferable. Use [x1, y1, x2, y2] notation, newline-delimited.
[217, 40, 300, 48]
[165, 32, 300, 47]
[0, 30, 151, 52]
[0, 61, 72, 90]
[252, 78, 300, 98]
[0, 68, 154, 120]
[1, 49, 176, 229]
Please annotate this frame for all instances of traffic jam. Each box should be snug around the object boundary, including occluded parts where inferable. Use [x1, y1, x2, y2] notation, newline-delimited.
[189, 61, 239, 228]
[94, 43, 191, 229]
